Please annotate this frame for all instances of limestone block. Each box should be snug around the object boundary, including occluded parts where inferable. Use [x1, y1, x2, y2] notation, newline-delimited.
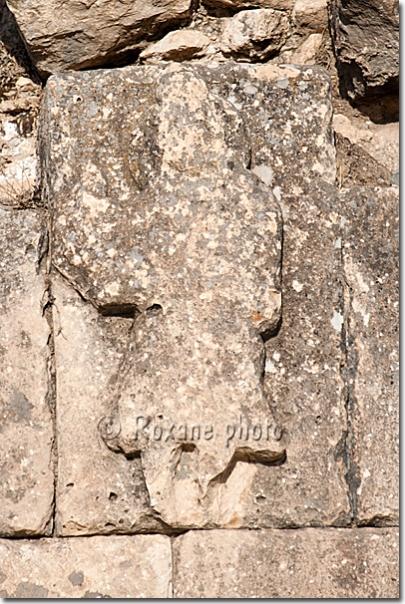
[40, 62, 337, 530]
[340, 187, 399, 525]
[52, 274, 156, 537]
[0, 535, 171, 598]
[329, 0, 399, 100]
[140, 30, 213, 63]
[173, 528, 399, 598]
[293, 0, 328, 32]
[235, 181, 350, 528]
[5, 0, 194, 76]
[0, 208, 53, 535]
[220, 9, 290, 60]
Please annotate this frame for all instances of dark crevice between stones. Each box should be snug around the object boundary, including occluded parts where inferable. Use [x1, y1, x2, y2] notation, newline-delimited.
[39, 214, 58, 537]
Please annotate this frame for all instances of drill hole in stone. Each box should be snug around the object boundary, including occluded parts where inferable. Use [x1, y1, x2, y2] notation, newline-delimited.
[146, 304, 162, 316]
[98, 304, 139, 319]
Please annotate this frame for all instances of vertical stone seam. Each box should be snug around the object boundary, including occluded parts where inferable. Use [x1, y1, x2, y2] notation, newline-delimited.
[40, 206, 58, 536]
[339, 203, 360, 526]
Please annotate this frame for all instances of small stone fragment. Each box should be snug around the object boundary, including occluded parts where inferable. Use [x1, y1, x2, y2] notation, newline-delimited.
[290, 33, 323, 64]
[140, 30, 212, 62]
[220, 9, 290, 60]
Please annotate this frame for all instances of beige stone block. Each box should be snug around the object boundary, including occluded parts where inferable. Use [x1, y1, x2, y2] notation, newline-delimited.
[340, 187, 399, 525]
[40, 63, 337, 530]
[0, 209, 54, 536]
[52, 275, 154, 536]
[0, 534, 172, 598]
[220, 8, 290, 60]
[140, 30, 213, 63]
[5, 0, 194, 75]
[173, 528, 399, 598]
[235, 181, 351, 528]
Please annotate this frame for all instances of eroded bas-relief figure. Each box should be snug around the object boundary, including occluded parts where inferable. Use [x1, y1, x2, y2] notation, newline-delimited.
[51, 66, 286, 527]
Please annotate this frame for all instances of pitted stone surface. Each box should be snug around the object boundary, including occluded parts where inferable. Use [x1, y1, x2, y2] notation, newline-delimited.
[341, 187, 399, 525]
[235, 181, 350, 528]
[0, 535, 172, 598]
[0, 208, 53, 536]
[52, 274, 157, 537]
[173, 528, 399, 598]
[5, 0, 193, 76]
[40, 62, 336, 529]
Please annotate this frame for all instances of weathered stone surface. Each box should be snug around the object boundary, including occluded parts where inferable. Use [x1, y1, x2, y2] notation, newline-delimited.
[329, 0, 399, 101]
[333, 114, 399, 177]
[293, 0, 328, 32]
[5, 0, 194, 76]
[140, 30, 213, 63]
[0, 535, 172, 597]
[52, 274, 157, 537]
[173, 528, 399, 598]
[290, 32, 323, 65]
[220, 9, 290, 60]
[40, 62, 336, 529]
[340, 187, 399, 525]
[0, 208, 54, 536]
[233, 180, 350, 528]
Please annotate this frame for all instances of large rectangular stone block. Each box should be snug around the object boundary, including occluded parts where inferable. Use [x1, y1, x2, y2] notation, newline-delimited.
[0, 534, 171, 598]
[340, 187, 399, 525]
[40, 62, 341, 531]
[0, 208, 54, 536]
[52, 274, 157, 536]
[235, 180, 350, 528]
[173, 528, 399, 598]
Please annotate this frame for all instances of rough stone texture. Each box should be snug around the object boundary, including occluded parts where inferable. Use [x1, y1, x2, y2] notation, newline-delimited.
[340, 187, 399, 526]
[237, 180, 350, 528]
[139, 30, 213, 63]
[5, 0, 194, 76]
[40, 62, 336, 530]
[52, 274, 158, 537]
[0, 0, 42, 207]
[333, 114, 399, 178]
[220, 9, 290, 61]
[0, 535, 172, 598]
[293, 0, 328, 32]
[0, 208, 54, 536]
[329, 0, 399, 101]
[289, 32, 323, 65]
[173, 528, 399, 598]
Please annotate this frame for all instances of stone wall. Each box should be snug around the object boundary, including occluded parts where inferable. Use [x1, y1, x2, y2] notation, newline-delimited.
[0, 0, 398, 598]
